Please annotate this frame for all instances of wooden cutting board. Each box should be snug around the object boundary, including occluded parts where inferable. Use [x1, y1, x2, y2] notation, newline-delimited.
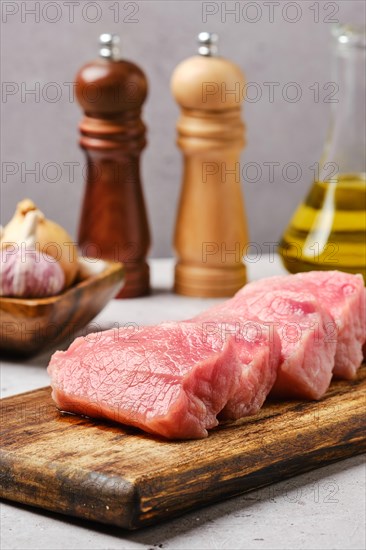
[1, 368, 365, 530]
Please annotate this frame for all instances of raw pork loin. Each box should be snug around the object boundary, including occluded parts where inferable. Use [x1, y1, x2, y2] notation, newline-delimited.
[194, 290, 337, 400]
[48, 321, 280, 439]
[236, 271, 365, 380]
[47, 270, 365, 439]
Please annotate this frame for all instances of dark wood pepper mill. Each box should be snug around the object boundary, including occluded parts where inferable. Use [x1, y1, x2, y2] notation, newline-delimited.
[75, 33, 150, 298]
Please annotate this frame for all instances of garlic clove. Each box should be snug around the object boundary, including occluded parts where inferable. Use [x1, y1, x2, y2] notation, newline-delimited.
[77, 256, 108, 280]
[2, 199, 79, 288]
[0, 212, 66, 299]
[0, 250, 65, 298]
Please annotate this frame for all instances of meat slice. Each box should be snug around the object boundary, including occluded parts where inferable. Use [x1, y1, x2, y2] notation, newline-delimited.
[200, 320, 281, 419]
[195, 290, 337, 400]
[48, 321, 279, 440]
[237, 271, 366, 379]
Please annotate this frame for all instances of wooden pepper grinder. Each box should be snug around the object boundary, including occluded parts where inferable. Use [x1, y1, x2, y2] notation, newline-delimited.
[76, 34, 150, 298]
[171, 32, 249, 297]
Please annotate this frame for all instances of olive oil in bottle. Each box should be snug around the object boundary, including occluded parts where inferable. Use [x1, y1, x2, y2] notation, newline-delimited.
[279, 173, 366, 278]
[279, 25, 366, 280]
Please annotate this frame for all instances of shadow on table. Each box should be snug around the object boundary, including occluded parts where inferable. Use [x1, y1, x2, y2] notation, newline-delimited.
[0, 320, 120, 368]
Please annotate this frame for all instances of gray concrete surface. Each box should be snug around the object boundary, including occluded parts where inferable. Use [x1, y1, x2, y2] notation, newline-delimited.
[1, 257, 365, 550]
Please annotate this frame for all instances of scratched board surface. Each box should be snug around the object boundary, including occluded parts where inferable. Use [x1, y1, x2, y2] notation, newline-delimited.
[1, 368, 365, 530]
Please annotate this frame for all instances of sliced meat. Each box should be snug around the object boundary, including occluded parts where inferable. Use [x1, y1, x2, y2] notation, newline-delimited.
[48, 269, 363, 439]
[195, 290, 337, 400]
[48, 320, 279, 440]
[237, 271, 366, 379]
[200, 321, 281, 419]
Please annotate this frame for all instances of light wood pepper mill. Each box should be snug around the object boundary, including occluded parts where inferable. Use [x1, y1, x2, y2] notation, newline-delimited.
[76, 33, 151, 298]
[171, 32, 249, 297]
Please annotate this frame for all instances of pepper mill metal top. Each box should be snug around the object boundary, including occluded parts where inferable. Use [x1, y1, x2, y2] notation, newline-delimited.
[99, 33, 120, 60]
[172, 32, 244, 111]
[197, 31, 218, 56]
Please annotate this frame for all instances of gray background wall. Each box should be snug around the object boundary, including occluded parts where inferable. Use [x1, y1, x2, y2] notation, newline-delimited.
[1, 0, 364, 257]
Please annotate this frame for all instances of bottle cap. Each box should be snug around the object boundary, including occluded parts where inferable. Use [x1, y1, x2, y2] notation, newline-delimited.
[197, 32, 218, 56]
[332, 24, 366, 48]
[99, 33, 121, 60]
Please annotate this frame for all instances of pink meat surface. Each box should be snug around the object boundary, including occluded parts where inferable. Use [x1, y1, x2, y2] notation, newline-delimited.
[48, 321, 279, 440]
[200, 320, 281, 419]
[195, 290, 337, 400]
[237, 271, 366, 379]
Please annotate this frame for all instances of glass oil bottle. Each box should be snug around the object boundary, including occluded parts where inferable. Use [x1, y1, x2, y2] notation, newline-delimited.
[279, 25, 366, 280]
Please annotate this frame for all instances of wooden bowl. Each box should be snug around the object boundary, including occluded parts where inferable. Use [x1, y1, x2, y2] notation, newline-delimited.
[0, 259, 124, 357]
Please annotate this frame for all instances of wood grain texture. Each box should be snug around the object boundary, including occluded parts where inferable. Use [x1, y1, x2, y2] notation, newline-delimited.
[76, 56, 151, 299]
[1, 367, 365, 529]
[0, 260, 124, 356]
[171, 56, 249, 298]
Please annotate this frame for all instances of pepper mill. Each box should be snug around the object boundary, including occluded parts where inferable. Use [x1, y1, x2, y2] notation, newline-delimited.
[76, 33, 150, 298]
[171, 32, 249, 297]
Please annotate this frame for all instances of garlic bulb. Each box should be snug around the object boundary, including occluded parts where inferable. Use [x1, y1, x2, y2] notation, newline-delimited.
[1, 199, 78, 288]
[0, 211, 65, 298]
[77, 256, 108, 280]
